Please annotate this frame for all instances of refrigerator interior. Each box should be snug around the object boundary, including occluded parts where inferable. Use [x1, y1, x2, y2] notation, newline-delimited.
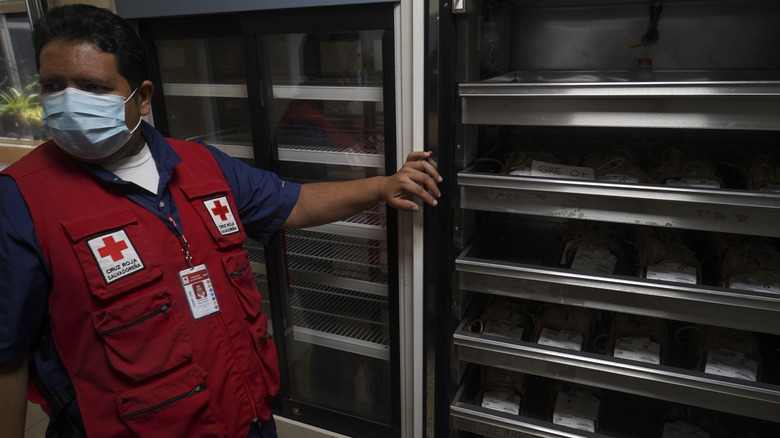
[441, 0, 780, 437]
[136, 4, 402, 436]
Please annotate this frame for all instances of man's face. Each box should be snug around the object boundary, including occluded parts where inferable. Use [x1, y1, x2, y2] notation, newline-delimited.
[38, 39, 149, 164]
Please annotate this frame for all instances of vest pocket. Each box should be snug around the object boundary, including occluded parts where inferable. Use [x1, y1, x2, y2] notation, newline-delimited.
[93, 290, 193, 382]
[62, 208, 163, 300]
[222, 250, 262, 319]
[180, 181, 246, 248]
[118, 364, 226, 438]
[252, 322, 281, 401]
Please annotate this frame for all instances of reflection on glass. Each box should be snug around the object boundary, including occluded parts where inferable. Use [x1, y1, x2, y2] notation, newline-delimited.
[265, 30, 394, 424]
[155, 38, 253, 158]
[267, 31, 385, 178]
[157, 38, 247, 85]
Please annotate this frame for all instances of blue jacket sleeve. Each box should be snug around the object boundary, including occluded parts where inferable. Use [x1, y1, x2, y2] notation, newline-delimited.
[0, 174, 50, 363]
[198, 142, 301, 244]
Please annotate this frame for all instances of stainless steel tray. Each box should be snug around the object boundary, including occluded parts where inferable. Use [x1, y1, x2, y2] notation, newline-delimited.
[453, 315, 780, 423]
[459, 71, 780, 130]
[458, 165, 780, 238]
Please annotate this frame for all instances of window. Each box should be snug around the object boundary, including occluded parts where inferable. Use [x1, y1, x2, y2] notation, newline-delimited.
[0, 2, 41, 143]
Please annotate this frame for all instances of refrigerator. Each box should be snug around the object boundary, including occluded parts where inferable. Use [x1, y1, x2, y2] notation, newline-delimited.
[426, 1, 780, 438]
[116, 1, 424, 437]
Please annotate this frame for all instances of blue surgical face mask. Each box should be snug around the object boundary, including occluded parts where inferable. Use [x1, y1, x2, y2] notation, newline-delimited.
[42, 87, 142, 160]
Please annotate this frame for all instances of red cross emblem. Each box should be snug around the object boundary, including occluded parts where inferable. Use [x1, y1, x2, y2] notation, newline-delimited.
[87, 230, 145, 284]
[204, 196, 239, 236]
[211, 200, 230, 221]
[98, 235, 128, 262]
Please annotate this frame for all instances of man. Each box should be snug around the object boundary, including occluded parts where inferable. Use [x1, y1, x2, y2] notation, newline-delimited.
[0, 4, 441, 438]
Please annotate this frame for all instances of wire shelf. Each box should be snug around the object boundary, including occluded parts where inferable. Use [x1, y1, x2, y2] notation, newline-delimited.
[244, 238, 267, 264]
[288, 280, 390, 359]
[285, 229, 388, 284]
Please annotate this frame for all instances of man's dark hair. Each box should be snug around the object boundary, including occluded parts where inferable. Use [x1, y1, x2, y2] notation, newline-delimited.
[32, 4, 148, 91]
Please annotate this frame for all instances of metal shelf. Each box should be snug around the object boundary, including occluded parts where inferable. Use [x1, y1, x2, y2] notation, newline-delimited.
[457, 242, 780, 336]
[459, 168, 780, 238]
[451, 378, 611, 438]
[459, 72, 780, 131]
[272, 85, 383, 102]
[277, 129, 385, 169]
[289, 280, 390, 360]
[186, 127, 254, 159]
[453, 319, 780, 423]
[162, 82, 247, 98]
[162, 82, 382, 102]
[305, 203, 386, 241]
[285, 229, 388, 296]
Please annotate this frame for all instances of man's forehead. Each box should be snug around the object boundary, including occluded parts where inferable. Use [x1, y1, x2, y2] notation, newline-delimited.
[39, 39, 117, 68]
[38, 40, 122, 82]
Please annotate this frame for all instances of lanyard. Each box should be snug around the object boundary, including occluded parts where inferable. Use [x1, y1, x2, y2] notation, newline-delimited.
[167, 215, 194, 268]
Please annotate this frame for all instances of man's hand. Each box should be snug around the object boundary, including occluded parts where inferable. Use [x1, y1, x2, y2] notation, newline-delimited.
[283, 151, 442, 229]
[378, 151, 442, 212]
[0, 356, 29, 438]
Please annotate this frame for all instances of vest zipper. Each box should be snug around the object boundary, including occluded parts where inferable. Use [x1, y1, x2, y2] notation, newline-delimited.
[100, 303, 171, 336]
[230, 262, 250, 277]
[122, 384, 205, 418]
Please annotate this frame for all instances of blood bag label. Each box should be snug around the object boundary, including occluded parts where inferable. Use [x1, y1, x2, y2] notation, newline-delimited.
[538, 328, 584, 351]
[613, 337, 661, 364]
[728, 275, 780, 295]
[481, 391, 521, 415]
[571, 246, 617, 275]
[704, 348, 759, 381]
[532, 161, 595, 181]
[645, 261, 697, 284]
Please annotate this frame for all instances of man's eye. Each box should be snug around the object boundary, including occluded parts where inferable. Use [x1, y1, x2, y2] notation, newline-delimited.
[40, 83, 62, 93]
[83, 84, 109, 93]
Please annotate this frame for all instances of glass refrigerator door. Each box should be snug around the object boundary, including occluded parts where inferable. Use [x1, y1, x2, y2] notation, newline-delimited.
[151, 35, 273, 334]
[260, 28, 398, 428]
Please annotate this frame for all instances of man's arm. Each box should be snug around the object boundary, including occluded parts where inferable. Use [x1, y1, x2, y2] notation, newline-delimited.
[282, 151, 441, 229]
[0, 356, 29, 438]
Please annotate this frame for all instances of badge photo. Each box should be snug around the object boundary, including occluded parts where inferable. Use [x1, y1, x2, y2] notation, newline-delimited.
[179, 264, 221, 320]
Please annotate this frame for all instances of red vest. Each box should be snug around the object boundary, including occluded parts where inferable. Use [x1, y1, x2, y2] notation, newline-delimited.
[6, 140, 279, 438]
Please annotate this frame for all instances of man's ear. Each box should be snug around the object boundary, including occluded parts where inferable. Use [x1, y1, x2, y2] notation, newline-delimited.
[138, 80, 154, 117]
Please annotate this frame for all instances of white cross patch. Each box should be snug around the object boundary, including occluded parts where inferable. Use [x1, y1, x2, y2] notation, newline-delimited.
[87, 230, 145, 284]
[204, 196, 239, 235]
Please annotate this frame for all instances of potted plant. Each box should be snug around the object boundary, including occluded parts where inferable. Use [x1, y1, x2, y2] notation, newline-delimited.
[0, 82, 43, 140]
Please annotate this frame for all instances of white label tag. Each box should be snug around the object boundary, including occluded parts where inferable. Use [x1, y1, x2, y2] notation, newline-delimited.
[508, 167, 532, 176]
[553, 390, 599, 433]
[613, 337, 661, 364]
[531, 160, 595, 181]
[179, 264, 221, 319]
[704, 348, 759, 381]
[759, 183, 780, 193]
[203, 196, 239, 236]
[728, 275, 780, 295]
[483, 321, 525, 341]
[87, 230, 145, 284]
[663, 421, 710, 438]
[570, 246, 618, 275]
[645, 261, 697, 284]
[666, 178, 721, 188]
[481, 390, 522, 415]
[598, 174, 640, 184]
[538, 328, 584, 351]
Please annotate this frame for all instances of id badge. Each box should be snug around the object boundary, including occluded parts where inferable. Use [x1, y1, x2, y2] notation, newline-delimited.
[179, 264, 220, 319]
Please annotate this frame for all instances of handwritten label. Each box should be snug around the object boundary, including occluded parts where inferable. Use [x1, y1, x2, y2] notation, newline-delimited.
[531, 161, 595, 181]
